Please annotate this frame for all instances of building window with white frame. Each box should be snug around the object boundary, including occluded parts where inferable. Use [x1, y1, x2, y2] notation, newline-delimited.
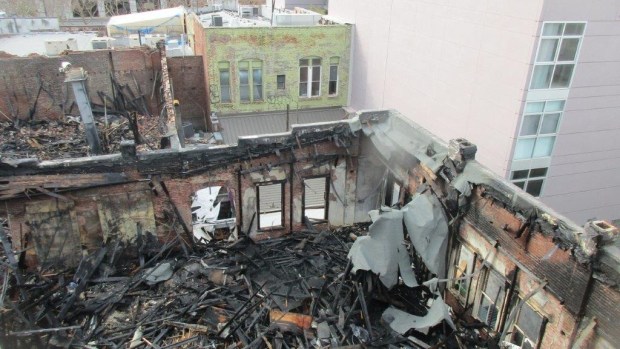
[299, 58, 321, 97]
[514, 100, 564, 160]
[530, 22, 585, 89]
[329, 57, 339, 95]
[511, 168, 548, 197]
[218, 62, 231, 103]
[451, 244, 475, 305]
[509, 301, 545, 349]
[477, 269, 506, 330]
[239, 60, 262, 102]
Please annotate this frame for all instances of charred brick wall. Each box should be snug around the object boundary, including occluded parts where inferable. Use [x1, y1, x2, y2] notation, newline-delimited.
[0, 48, 162, 122]
[167, 56, 209, 131]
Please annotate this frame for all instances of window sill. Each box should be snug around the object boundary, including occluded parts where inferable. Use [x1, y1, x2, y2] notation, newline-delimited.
[299, 96, 322, 101]
[327, 94, 339, 98]
[240, 100, 264, 104]
[257, 226, 285, 232]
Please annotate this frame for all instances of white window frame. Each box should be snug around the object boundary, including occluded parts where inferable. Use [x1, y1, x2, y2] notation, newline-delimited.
[510, 167, 548, 197]
[328, 56, 339, 96]
[514, 100, 565, 160]
[299, 58, 321, 98]
[451, 243, 475, 305]
[476, 268, 506, 330]
[530, 21, 586, 90]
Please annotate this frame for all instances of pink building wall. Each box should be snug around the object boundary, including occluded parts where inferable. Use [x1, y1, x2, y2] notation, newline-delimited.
[329, 0, 544, 175]
[536, 0, 620, 223]
[330, 0, 620, 224]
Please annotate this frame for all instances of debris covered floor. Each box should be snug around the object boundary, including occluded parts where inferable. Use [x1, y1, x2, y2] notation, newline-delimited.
[1, 110, 618, 348]
[0, 223, 476, 348]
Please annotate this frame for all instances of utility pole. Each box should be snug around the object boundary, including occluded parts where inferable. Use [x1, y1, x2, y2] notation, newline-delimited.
[62, 64, 102, 155]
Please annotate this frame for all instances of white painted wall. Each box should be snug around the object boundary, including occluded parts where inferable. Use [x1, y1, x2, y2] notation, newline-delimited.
[329, 0, 544, 175]
[536, 0, 620, 223]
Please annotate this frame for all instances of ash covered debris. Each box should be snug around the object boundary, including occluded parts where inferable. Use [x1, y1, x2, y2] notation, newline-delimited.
[0, 110, 618, 348]
[0, 223, 469, 348]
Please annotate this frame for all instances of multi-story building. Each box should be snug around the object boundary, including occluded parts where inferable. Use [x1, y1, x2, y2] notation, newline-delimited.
[328, 0, 620, 225]
[186, 8, 351, 134]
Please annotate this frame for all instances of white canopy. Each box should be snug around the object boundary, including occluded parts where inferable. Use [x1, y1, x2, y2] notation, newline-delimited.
[107, 6, 186, 36]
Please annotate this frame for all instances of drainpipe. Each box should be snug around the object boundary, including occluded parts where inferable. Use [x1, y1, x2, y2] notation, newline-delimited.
[63, 65, 102, 155]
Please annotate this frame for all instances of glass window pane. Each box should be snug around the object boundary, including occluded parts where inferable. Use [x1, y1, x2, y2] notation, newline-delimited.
[525, 102, 544, 113]
[521, 114, 541, 136]
[312, 66, 321, 82]
[544, 100, 565, 112]
[519, 304, 543, 342]
[239, 69, 248, 84]
[311, 81, 320, 96]
[253, 68, 262, 84]
[253, 85, 262, 100]
[300, 67, 308, 82]
[533, 136, 555, 157]
[511, 170, 529, 180]
[277, 74, 285, 89]
[515, 139, 535, 159]
[513, 181, 526, 190]
[220, 70, 229, 85]
[330, 65, 338, 80]
[543, 23, 563, 36]
[529, 167, 548, 177]
[240, 85, 249, 101]
[299, 82, 307, 97]
[329, 81, 337, 95]
[537, 39, 558, 62]
[551, 64, 574, 88]
[558, 38, 579, 61]
[530, 65, 553, 89]
[540, 113, 560, 133]
[312, 58, 321, 65]
[221, 86, 230, 103]
[526, 179, 544, 196]
[564, 23, 585, 35]
[299, 59, 308, 66]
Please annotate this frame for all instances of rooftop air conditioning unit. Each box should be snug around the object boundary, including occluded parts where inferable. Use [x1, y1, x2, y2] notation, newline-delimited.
[91, 38, 110, 49]
[212, 15, 223, 27]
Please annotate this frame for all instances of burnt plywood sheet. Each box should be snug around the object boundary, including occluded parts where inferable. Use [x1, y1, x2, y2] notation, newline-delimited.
[97, 190, 156, 243]
[25, 200, 82, 268]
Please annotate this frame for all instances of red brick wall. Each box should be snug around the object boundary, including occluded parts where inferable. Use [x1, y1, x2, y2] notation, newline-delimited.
[0, 48, 162, 122]
[168, 56, 209, 131]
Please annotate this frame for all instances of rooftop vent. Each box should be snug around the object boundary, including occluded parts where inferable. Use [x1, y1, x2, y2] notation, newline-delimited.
[212, 15, 223, 27]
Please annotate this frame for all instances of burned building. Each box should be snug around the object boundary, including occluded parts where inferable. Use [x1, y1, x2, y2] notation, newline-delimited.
[0, 109, 618, 348]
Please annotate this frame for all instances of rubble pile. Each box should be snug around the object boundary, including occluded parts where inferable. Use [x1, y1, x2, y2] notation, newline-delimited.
[0, 113, 163, 160]
[0, 221, 488, 348]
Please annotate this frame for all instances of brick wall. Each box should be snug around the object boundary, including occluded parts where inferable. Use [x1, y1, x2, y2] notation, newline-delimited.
[0, 48, 162, 122]
[168, 56, 208, 131]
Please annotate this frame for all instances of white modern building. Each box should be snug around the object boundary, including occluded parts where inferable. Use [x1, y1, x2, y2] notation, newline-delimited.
[329, 0, 620, 224]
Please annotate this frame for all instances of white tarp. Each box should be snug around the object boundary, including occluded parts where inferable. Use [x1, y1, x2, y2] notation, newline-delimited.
[402, 192, 449, 279]
[107, 6, 185, 36]
[382, 293, 455, 335]
[347, 208, 418, 288]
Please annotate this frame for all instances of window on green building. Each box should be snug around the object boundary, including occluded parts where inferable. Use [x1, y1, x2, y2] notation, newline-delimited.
[239, 60, 262, 102]
[300, 58, 321, 97]
[218, 62, 231, 103]
[329, 57, 339, 95]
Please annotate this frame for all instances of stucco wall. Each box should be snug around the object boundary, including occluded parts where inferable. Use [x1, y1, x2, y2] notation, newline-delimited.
[199, 24, 351, 114]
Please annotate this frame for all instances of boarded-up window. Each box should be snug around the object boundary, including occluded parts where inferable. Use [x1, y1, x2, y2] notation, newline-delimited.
[303, 177, 328, 221]
[97, 190, 156, 243]
[257, 182, 283, 229]
[25, 200, 81, 268]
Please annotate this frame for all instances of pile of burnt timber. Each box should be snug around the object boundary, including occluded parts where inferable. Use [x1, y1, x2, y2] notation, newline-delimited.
[0, 222, 478, 348]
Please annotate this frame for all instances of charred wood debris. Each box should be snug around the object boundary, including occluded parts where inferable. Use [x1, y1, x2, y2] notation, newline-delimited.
[0, 75, 163, 160]
[0, 220, 493, 349]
